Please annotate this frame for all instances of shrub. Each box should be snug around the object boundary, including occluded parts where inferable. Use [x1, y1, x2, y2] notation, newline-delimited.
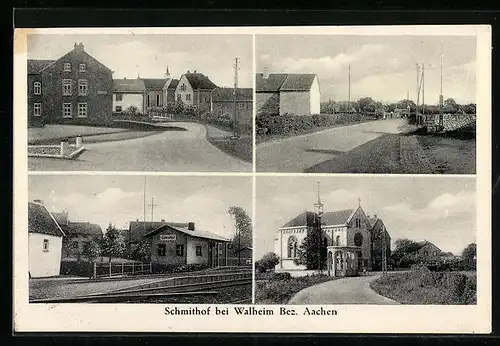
[270, 272, 292, 281]
[255, 252, 280, 273]
[151, 263, 209, 274]
[60, 260, 94, 277]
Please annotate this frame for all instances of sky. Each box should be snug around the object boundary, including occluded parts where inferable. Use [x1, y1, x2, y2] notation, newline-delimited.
[255, 176, 476, 259]
[256, 35, 477, 104]
[28, 175, 252, 241]
[27, 34, 253, 88]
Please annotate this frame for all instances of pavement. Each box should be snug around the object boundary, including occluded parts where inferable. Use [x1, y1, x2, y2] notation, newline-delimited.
[28, 122, 252, 172]
[256, 118, 408, 172]
[288, 273, 399, 305]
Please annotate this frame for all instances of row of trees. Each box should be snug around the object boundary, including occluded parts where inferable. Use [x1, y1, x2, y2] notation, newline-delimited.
[320, 97, 476, 116]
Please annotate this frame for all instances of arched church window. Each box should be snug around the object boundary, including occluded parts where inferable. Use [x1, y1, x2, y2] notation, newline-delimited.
[335, 235, 340, 246]
[287, 236, 298, 258]
[323, 237, 328, 248]
[354, 233, 363, 247]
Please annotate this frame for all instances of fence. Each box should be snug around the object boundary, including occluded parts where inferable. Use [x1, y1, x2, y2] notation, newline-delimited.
[226, 257, 252, 266]
[93, 261, 152, 279]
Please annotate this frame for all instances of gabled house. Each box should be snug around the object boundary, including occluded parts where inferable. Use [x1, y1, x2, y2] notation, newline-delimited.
[211, 87, 253, 125]
[367, 214, 391, 271]
[162, 67, 179, 104]
[28, 42, 114, 126]
[175, 70, 218, 113]
[256, 72, 321, 116]
[143, 78, 168, 108]
[415, 240, 442, 261]
[60, 222, 103, 260]
[112, 78, 147, 114]
[28, 201, 65, 278]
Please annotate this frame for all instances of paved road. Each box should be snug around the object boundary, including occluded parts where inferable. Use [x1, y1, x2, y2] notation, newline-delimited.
[28, 122, 252, 172]
[288, 273, 399, 305]
[256, 119, 408, 172]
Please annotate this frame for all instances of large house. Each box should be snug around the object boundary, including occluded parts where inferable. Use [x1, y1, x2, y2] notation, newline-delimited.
[211, 87, 253, 126]
[28, 201, 65, 278]
[256, 71, 321, 116]
[274, 194, 391, 277]
[27, 42, 114, 127]
[175, 70, 218, 113]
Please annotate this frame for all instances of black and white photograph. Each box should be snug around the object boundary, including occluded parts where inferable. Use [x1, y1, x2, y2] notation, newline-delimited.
[26, 33, 253, 172]
[27, 175, 253, 304]
[255, 35, 477, 174]
[254, 176, 477, 305]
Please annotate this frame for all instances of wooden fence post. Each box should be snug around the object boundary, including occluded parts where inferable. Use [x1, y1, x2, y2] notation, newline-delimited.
[150, 262, 152, 274]
[132, 262, 134, 275]
[122, 262, 124, 276]
[109, 262, 112, 277]
[93, 262, 97, 279]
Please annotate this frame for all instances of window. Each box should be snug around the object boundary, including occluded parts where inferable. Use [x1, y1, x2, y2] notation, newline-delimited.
[354, 233, 363, 247]
[77, 103, 87, 118]
[147, 95, 150, 107]
[177, 94, 181, 101]
[205, 95, 210, 102]
[43, 239, 49, 252]
[181, 84, 186, 91]
[115, 94, 123, 101]
[63, 63, 71, 72]
[34, 82, 41, 95]
[79, 63, 86, 72]
[238, 102, 244, 110]
[247, 103, 251, 110]
[355, 218, 361, 228]
[33, 103, 41, 117]
[62, 79, 72, 95]
[115, 106, 122, 112]
[335, 235, 340, 246]
[78, 79, 88, 96]
[157, 244, 166, 256]
[196, 246, 202, 256]
[287, 236, 298, 258]
[186, 94, 191, 101]
[156, 94, 160, 106]
[176, 244, 184, 256]
[62, 103, 72, 118]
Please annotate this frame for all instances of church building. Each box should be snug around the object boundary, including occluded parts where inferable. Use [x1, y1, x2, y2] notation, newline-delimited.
[274, 184, 391, 277]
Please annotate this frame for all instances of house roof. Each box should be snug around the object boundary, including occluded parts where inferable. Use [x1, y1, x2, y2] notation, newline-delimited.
[51, 212, 68, 226]
[212, 87, 253, 102]
[28, 202, 65, 237]
[35, 47, 112, 74]
[321, 209, 355, 226]
[234, 246, 253, 254]
[256, 73, 288, 92]
[113, 78, 146, 92]
[60, 222, 103, 237]
[166, 79, 179, 90]
[144, 224, 229, 242]
[28, 59, 56, 74]
[416, 240, 441, 252]
[280, 211, 319, 228]
[128, 221, 187, 243]
[280, 74, 317, 92]
[142, 78, 168, 90]
[184, 72, 218, 90]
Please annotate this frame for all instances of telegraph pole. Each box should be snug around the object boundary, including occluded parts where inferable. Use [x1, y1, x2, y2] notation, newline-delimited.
[416, 63, 420, 124]
[422, 63, 425, 120]
[381, 225, 388, 278]
[439, 41, 444, 130]
[348, 64, 351, 113]
[148, 197, 158, 222]
[233, 57, 240, 139]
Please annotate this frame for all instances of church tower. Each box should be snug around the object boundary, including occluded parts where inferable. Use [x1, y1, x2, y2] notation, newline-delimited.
[314, 181, 323, 217]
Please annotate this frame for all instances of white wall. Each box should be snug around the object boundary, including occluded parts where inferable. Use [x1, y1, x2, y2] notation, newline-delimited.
[29, 233, 62, 278]
[310, 76, 321, 115]
[346, 208, 372, 263]
[113, 93, 144, 113]
[275, 227, 308, 270]
[279, 91, 311, 116]
[175, 75, 194, 106]
[186, 237, 209, 265]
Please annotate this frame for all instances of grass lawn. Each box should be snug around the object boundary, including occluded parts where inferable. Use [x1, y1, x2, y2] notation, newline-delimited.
[417, 135, 476, 174]
[205, 124, 253, 163]
[255, 274, 336, 304]
[370, 267, 476, 305]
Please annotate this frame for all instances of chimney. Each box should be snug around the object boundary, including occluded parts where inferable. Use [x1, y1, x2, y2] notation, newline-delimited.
[33, 199, 43, 205]
[263, 67, 269, 79]
[374, 214, 378, 219]
[124, 77, 127, 80]
[74, 42, 84, 52]
[194, 70, 197, 73]
[161, 219, 165, 222]
[136, 218, 139, 222]
[188, 222, 195, 231]
[187, 70, 190, 73]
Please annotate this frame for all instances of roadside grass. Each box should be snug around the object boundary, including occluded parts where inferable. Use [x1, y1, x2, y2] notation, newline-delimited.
[255, 273, 336, 304]
[205, 124, 253, 163]
[370, 266, 476, 305]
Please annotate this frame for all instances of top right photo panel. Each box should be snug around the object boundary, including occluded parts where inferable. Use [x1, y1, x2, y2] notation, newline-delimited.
[255, 34, 477, 174]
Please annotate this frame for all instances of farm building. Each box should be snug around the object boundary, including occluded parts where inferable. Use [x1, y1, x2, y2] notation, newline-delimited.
[211, 87, 253, 125]
[175, 70, 218, 113]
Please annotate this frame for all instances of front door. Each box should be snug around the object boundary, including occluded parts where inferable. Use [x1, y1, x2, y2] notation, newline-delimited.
[208, 244, 213, 267]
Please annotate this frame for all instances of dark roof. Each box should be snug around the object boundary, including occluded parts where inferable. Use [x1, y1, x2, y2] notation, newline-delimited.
[144, 224, 229, 242]
[166, 79, 179, 90]
[142, 78, 168, 90]
[212, 87, 253, 102]
[113, 78, 146, 92]
[129, 221, 187, 243]
[281, 211, 319, 228]
[280, 74, 317, 91]
[28, 202, 65, 237]
[234, 246, 253, 254]
[61, 222, 103, 237]
[321, 209, 355, 226]
[416, 241, 441, 252]
[184, 73, 218, 90]
[51, 212, 68, 226]
[28, 59, 56, 74]
[256, 73, 288, 92]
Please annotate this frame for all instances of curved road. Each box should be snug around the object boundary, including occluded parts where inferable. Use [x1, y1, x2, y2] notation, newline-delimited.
[28, 122, 252, 172]
[256, 118, 407, 172]
[288, 273, 399, 305]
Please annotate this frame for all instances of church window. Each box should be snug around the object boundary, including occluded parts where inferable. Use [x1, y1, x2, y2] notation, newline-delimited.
[335, 235, 340, 246]
[354, 233, 363, 247]
[287, 235, 298, 258]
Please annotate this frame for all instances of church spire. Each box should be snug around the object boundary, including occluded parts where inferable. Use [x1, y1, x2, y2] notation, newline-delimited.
[314, 181, 323, 216]
[165, 65, 170, 78]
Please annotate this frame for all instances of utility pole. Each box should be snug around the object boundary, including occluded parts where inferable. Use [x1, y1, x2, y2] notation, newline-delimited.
[348, 64, 351, 113]
[148, 197, 158, 222]
[143, 176, 146, 241]
[233, 57, 240, 139]
[416, 63, 420, 124]
[422, 63, 425, 121]
[238, 224, 241, 266]
[314, 181, 324, 275]
[381, 225, 388, 278]
[439, 41, 444, 130]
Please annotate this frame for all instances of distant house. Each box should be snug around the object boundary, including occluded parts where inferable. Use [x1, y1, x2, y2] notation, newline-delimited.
[415, 241, 442, 261]
[28, 201, 65, 278]
[256, 72, 321, 116]
[143, 77, 168, 108]
[211, 87, 253, 125]
[162, 67, 179, 103]
[144, 222, 230, 267]
[368, 215, 391, 271]
[175, 70, 218, 113]
[27, 42, 114, 126]
[112, 78, 147, 114]
[60, 222, 103, 259]
[231, 246, 253, 265]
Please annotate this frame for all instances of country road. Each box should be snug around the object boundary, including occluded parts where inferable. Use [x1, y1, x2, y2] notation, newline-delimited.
[288, 273, 399, 305]
[256, 118, 408, 172]
[28, 122, 252, 172]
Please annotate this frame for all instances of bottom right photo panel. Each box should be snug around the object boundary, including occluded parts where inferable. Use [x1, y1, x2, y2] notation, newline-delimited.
[254, 175, 476, 305]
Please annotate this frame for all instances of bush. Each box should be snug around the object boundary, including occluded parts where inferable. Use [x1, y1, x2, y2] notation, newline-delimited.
[270, 272, 292, 281]
[60, 260, 94, 277]
[151, 263, 209, 274]
[255, 252, 280, 273]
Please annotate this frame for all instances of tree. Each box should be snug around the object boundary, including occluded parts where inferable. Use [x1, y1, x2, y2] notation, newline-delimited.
[132, 239, 151, 263]
[391, 238, 421, 265]
[462, 103, 476, 114]
[102, 223, 126, 263]
[294, 227, 326, 270]
[357, 97, 376, 113]
[125, 105, 139, 116]
[228, 206, 253, 252]
[462, 243, 476, 269]
[82, 238, 101, 264]
[255, 252, 280, 273]
[444, 98, 458, 113]
[396, 99, 417, 112]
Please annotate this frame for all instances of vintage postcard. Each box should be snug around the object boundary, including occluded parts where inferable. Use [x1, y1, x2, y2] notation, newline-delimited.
[13, 25, 491, 334]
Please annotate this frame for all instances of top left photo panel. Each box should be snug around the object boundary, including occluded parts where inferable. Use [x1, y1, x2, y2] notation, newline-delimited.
[24, 32, 254, 172]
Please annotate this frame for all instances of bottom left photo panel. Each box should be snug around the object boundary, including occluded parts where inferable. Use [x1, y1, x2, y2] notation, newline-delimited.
[26, 174, 253, 304]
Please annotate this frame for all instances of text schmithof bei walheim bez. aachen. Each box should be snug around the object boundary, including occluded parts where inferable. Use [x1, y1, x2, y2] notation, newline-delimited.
[164, 306, 338, 316]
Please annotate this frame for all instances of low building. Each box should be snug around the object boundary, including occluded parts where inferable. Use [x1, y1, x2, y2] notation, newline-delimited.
[211, 87, 253, 125]
[28, 200, 65, 278]
[415, 240, 442, 262]
[144, 222, 230, 267]
[60, 222, 103, 259]
[175, 70, 218, 113]
[143, 77, 168, 108]
[112, 78, 147, 114]
[230, 246, 253, 265]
